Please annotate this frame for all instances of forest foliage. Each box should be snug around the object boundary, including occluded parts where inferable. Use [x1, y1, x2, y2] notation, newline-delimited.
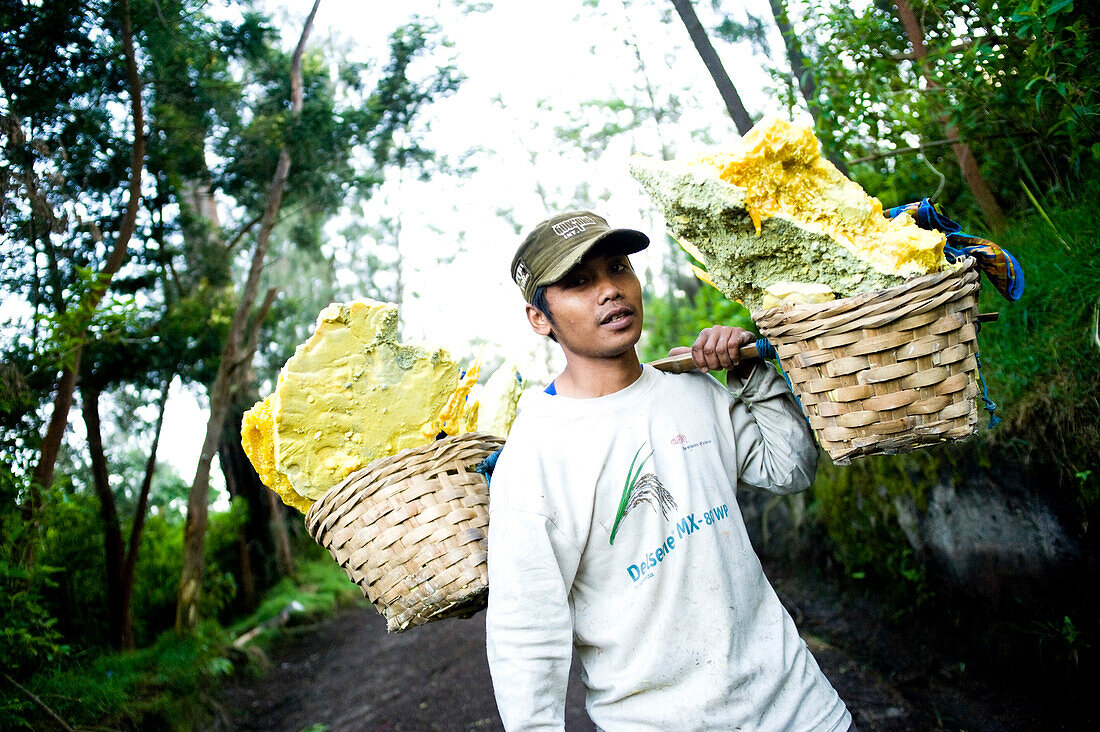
[2, 0, 1098, 728]
[2, 0, 462, 711]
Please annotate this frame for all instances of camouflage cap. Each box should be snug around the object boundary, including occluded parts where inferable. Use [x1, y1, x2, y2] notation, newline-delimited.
[510, 211, 649, 302]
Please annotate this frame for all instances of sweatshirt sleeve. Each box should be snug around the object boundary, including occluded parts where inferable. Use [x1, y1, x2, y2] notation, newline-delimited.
[726, 359, 819, 494]
[486, 506, 580, 731]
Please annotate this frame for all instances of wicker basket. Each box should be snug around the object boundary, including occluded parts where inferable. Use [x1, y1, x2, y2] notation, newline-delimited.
[751, 257, 982, 465]
[305, 431, 505, 632]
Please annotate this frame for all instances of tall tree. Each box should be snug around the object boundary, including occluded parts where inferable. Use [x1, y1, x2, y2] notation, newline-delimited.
[670, 0, 754, 135]
[761, 0, 849, 175]
[1, 0, 180, 666]
[892, 0, 1005, 231]
[3, 0, 466, 656]
[175, 0, 320, 634]
[7, 0, 146, 559]
[173, 7, 464, 632]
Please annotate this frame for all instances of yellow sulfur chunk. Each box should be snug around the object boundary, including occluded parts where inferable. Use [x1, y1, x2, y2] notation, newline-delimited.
[272, 300, 459, 502]
[690, 264, 717, 290]
[460, 398, 480, 435]
[241, 393, 314, 513]
[761, 281, 836, 310]
[474, 363, 526, 438]
[426, 354, 482, 438]
[630, 116, 948, 311]
[688, 117, 945, 280]
[672, 233, 708, 268]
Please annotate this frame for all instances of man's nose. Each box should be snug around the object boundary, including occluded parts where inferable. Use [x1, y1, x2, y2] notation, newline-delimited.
[595, 273, 621, 303]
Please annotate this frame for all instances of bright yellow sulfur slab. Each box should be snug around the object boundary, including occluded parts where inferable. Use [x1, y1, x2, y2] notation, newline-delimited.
[241, 393, 314, 513]
[689, 118, 945, 281]
[240, 301, 519, 513]
[270, 300, 459, 504]
[629, 116, 949, 311]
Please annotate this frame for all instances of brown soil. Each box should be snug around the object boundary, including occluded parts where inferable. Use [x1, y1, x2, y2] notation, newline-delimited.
[211, 602, 592, 732]
[212, 562, 1092, 732]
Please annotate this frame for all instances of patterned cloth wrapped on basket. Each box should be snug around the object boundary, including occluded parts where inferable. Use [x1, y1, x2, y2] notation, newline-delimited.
[305, 432, 505, 632]
[751, 256, 982, 465]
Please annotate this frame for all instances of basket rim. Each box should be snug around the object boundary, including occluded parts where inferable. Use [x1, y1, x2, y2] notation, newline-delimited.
[751, 256, 976, 325]
[304, 430, 504, 531]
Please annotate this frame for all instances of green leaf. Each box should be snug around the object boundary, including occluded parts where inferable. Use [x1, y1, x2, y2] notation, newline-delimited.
[609, 444, 653, 545]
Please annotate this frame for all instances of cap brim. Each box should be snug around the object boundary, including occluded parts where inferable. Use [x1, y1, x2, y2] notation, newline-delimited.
[537, 228, 649, 290]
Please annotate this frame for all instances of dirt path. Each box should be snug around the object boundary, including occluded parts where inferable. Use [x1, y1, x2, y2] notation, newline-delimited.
[213, 603, 591, 732]
[213, 565, 1087, 732]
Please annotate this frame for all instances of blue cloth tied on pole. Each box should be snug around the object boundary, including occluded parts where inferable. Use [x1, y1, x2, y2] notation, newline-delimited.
[885, 198, 1025, 301]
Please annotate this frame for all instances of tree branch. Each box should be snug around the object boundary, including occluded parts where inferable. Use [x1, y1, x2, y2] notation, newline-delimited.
[225, 212, 264, 253]
[31, 0, 147, 498]
[241, 287, 279, 367]
[128, 380, 172, 576]
[847, 132, 1021, 165]
[848, 136, 961, 164]
[885, 36, 1017, 61]
[3, 673, 75, 732]
[670, 0, 754, 135]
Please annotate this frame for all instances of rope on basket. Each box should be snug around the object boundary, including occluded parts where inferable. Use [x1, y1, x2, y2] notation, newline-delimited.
[475, 448, 501, 486]
[975, 354, 1001, 429]
[886, 198, 1025, 302]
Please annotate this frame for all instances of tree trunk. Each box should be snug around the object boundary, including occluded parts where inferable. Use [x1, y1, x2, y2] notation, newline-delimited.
[893, 0, 1006, 231]
[218, 389, 297, 607]
[119, 381, 171, 650]
[30, 0, 145, 504]
[218, 413, 260, 609]
[81, 384, 127, 649]
[670, 0, 754, 135]
[767, 0, 814, 109]
[175, 0, 320, 634]
[765, 0, 850, 176]
[268, 488, 296, 578]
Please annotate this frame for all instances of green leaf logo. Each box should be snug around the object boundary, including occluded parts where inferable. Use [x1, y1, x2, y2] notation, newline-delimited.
[609, 444, 676, 545]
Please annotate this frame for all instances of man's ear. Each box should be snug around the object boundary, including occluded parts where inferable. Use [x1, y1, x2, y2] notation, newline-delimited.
[526, 303, 553, 337]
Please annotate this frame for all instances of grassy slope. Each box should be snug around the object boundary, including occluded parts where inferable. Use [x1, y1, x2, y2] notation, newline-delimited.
[0, 557, 363, 731]
[804, 187, 1100, 677]
[976, 189, 1100, 497]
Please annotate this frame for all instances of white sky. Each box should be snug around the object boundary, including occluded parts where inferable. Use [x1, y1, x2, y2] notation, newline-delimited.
[294, 0, 781, 352]
[155, 0, 793, 479]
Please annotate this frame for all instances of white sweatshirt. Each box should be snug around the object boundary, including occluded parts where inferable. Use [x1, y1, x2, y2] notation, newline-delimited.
[485, 363, 850, 731]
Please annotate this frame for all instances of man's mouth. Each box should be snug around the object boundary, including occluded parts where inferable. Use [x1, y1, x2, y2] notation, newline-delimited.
[600, 306, 635, 326]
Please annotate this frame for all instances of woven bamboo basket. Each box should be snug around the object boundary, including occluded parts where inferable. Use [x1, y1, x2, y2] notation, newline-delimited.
[305, 431, 505, 632]
[751, 257, 982, 465]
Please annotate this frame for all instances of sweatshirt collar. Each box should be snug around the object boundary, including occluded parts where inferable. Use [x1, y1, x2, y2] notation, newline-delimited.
[530, 365, 659, 416]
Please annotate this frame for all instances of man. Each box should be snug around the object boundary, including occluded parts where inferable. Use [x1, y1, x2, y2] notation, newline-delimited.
[486, 210, 852, 731]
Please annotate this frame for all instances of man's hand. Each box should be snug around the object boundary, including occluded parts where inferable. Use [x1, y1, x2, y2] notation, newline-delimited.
[668, 326, 757, 377]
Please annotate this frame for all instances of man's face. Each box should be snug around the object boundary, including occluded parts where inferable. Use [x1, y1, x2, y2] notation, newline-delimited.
[527, 247, 644, 361]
